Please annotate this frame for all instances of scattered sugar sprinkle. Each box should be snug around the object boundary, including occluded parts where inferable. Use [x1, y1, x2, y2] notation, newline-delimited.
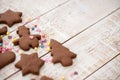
[8, 36, 12, 39]
[34, 47, 38, 51]
[61, 76, 65, 80]
[6, 32, 10, 35]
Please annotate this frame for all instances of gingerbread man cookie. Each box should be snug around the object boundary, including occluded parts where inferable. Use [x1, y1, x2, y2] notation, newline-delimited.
[13, 26, 41, 51]
[50, 39, 77, 66]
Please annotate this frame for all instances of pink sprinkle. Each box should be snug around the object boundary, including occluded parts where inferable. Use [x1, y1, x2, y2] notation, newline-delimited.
[36, 16, 40, 20]
[34, 25, 37, 28]
[0, 47, 2, 53]
[36, 29, 41, 32]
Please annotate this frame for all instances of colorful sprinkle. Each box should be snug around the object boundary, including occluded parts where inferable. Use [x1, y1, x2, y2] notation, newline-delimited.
[6, 32, 10, 35]
[40, 44, 44, 48]
[74, 71, 78, 75]
[27, 17, 31, 21]
[41, 34, 46, 38]
[61, 76, 65, 80]
[36, 29, 41, 32]
[31, 27, 35, 30]
[0, 43, 3, 46]
[0, 47, 2, 53]
[34, 47, 38, 51]
[11, 38, 16, 42]
[34, 24, 37, 28]
[47, 47, 50, 51]
[8, 36, 12, 39]
[0, 35, 3, 38]
[47, 42, 50, 46]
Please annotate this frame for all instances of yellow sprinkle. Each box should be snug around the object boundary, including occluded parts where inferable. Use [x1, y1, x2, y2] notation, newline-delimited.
[34, 47, 38, 51]
[6, 32, 10, 35]
[47, 42, 50, 46]
[27, 17, 31, 21]
[19, 50, 24, 55]
[47, 47, 51, 51]
[11, 38, 16, 42]
[0, 35, 3, 38]
[61, 76, 65, 80]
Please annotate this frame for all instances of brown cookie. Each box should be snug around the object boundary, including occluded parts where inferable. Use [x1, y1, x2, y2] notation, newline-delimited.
[0, 9, 22, 27]
[15, 53, 44, 76]
[41, 76, 53, 80]
[0, 51, 15, 69]
[0, 26, 7, 35]
[50, 39, 77, 67]
[13, 26, 41, 51]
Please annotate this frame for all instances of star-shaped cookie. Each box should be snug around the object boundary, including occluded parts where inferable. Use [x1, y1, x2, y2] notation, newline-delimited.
[41, 76, 53, 80]
[0, 9, 22, 27]
[15, 53, 44, 76]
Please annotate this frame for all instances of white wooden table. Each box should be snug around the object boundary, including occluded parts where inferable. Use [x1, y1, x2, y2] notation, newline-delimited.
[0, 0, 120, 80]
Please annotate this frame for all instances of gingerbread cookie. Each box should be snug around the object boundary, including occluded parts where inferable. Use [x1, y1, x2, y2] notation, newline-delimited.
[0, 26, 7, 35]
[50, 39, 77, 66]
[13, 26, 41, 51]
[0, 9, 22, 27]
[41, 76, 53, 80]
[15, 53, 44, 76]
[0, 51, 15, 69]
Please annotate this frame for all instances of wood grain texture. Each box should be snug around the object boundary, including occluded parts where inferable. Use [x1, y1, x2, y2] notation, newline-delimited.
[0, 0, 120, 80]
[0, 0, 69, 32]
[7, 8, 120, 80]
[86, 55, 120, 80]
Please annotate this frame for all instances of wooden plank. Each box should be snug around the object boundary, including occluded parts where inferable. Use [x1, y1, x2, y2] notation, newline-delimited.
[86, 55, 120, 80]
[0, 0, 68, 32]
[1, 0, 120, 79]
[6, 8, 120, 80]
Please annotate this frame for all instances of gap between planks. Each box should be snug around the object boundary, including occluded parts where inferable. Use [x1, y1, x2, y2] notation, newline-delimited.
[10, 0, 71, 33]
[4, 7, 120, 80]
[83, 53, 120, 80]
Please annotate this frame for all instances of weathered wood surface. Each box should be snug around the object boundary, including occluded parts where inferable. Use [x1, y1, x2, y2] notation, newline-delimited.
[6, 8, 120, 80]
[0, 0, 120, 80]
[86, 55, 120, 80]
[0, 0, 69, 32]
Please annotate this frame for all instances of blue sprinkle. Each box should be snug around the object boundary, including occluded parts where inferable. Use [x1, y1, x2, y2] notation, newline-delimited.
[31, 27, 35, 30]
[40, 44, 44, 48]
[0, 43, 3, 46]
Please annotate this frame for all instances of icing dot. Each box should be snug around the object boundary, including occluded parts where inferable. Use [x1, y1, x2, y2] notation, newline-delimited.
[29, 35, 34, 39]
